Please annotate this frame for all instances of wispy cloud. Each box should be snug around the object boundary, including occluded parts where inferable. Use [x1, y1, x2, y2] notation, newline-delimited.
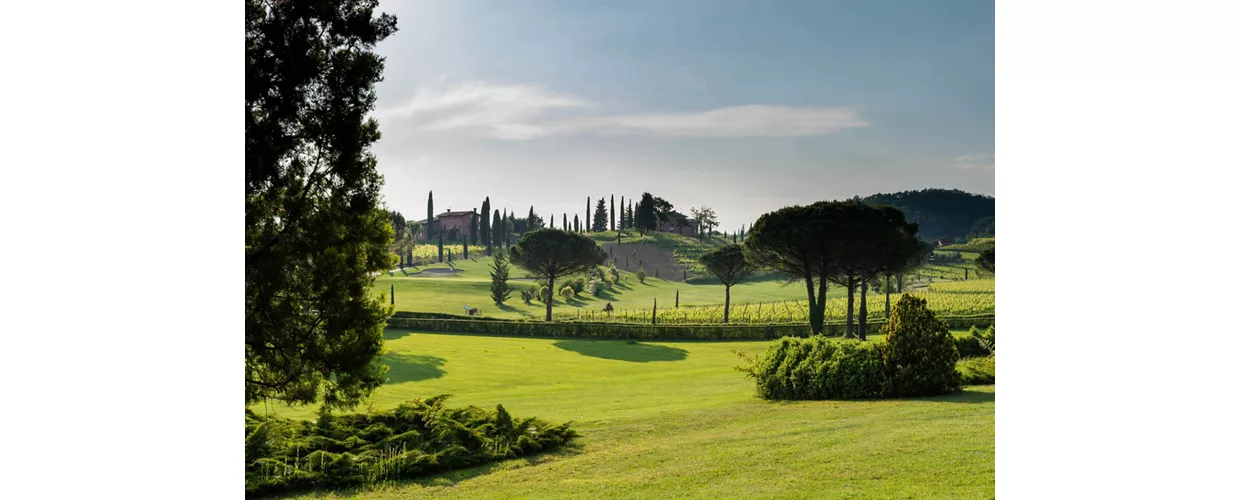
[377, 82, 868, 140]
[950, 153, 995, 171]
[375, 81, 594, 140]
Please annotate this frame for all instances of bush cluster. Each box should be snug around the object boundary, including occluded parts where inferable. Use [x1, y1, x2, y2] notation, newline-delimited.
[245, 396, 577, 497]
[739, 295, 964, 400]
[739, 337, 885, 400]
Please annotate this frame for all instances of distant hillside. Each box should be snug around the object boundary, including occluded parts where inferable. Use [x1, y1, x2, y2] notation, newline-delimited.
[860, 188, 994, 241]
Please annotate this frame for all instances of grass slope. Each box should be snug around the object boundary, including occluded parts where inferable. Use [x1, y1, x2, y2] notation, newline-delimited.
[264, 332, 995, 499]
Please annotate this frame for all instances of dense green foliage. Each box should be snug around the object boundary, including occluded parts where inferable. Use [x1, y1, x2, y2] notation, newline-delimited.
[739, 337, 885, 400]
[880, 295, 961, 397]
[940, 237, 995, 253]
[860, 188, 994, 241]
[953, 325, 996, 358]
[244, 396, 577, 497]
[957, 356, 996, 385]
[245, 0, 398, 409]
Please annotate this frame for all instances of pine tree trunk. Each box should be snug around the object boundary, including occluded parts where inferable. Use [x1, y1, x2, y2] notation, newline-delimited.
[723, 286, 731, 323]
[845, 273, 856, 338]
[545, 276, 555, 322]
[804, 275, 821, 334]
[885, 274, 891, 317]
[858, 278, 869, 341]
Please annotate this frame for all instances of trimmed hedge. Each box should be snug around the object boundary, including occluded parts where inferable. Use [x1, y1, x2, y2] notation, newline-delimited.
[386, 312, 994, 341]
[741, 336, 885, 400]
[245, 396, 577, 498]
[388, 316, 814, 340]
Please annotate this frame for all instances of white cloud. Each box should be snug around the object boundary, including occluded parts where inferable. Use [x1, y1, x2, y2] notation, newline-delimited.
[569, 105, 867, 138]
[376, 81, 868, 140]
[950, 153, 995, 171]
[375, 81, 594, 140]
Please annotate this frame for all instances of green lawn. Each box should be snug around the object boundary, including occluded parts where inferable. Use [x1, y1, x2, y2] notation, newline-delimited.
[263, 332, 995, 499]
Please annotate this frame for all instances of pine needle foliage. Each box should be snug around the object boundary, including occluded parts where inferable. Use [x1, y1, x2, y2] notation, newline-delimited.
[244, 396, 577, 497]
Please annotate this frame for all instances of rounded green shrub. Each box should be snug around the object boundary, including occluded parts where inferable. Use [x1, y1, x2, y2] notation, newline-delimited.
[880, 294, 961, 397]
[957, 356, 995, 385]
[744, 336, 884, 400]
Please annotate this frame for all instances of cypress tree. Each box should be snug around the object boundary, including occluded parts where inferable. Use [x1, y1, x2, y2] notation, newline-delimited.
[469, 209, 478, 247]
[585, 197, 590, 233]
[574, 214, 579, 232]
[550, 213, 555, 229]
[610, 195, 615, 231]
[592, 197, 608, 232]
[619, 195, 626, 229]
[492, 209, 502, 250]
[437, 230, 444, 262]
[563, 213, 568, 230]
[675, 289, 679, 308]
[426, 191, 434, 240]
[528, 205, 537, 233]
[481, 197, 491, 256]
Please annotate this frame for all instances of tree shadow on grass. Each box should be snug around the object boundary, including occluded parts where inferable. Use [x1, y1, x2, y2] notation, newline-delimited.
[384, 328, 414, 341]
[553, 340, 688, 362]
[910, 388, 995, 404]
[383, 352, 447, 383]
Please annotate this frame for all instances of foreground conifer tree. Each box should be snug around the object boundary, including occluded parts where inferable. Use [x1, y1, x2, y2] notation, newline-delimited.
[246, 0, 397, 409]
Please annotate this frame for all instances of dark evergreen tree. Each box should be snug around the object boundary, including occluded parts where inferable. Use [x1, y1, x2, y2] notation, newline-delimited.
[619, 195, 626, 229]
[585, 197, 591, 233]
[574, 214, 580, 232]
[480, 197, 491, 256]
[492, 209, 502, 250]
[489, 254, 513, 304]
[636, 192, 657, 235]
[592, 197, 608, 232]
[426, 191, 434, 240]
[437, 230, 444, 262]
[563, 213, 568, 231]
[246, 0, 396, 408]
[469, 209, 479, 247]
[610, 195, 616, 231]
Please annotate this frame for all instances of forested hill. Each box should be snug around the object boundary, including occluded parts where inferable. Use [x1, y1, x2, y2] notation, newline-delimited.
[859, 188, 994, 241]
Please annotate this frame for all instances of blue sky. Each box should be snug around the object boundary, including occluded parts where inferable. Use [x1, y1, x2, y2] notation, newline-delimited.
[372, 0, 994, 229]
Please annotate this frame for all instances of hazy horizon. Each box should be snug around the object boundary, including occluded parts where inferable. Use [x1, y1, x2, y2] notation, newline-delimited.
[369, 0, 994, 229]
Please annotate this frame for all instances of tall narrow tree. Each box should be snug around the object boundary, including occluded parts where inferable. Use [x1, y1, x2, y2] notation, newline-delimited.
[574, 214, 580, 233]
[636, 192, 657, 235]
[619, 195, 626, 229]
[469, 209, 479, 247]
[610, 195, 616, 231]
[563, 213, 568, 231]
[480, 197, 491, 256]
[491, 209, 502, 250]
[585, 197, 591, 233]
[528, 206, 537, 234]
[426, 191, 434, 240]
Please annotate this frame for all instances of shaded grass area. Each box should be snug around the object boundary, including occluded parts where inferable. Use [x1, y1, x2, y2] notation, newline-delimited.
[260, 332, 994, 499]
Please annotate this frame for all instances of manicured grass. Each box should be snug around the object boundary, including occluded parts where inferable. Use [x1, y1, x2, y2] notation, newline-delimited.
[262, 332, 995, 499]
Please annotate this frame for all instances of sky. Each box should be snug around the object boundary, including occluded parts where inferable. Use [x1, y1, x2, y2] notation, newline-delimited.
[370, 0, 994, 230]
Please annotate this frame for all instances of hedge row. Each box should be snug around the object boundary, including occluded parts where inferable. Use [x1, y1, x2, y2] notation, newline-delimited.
[387, 314, 994, 341]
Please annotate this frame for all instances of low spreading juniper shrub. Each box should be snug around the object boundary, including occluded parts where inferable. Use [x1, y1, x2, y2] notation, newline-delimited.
[957, 355, 996, 385]
[953, 325, 996, 359]
[244, 395, 578, 498]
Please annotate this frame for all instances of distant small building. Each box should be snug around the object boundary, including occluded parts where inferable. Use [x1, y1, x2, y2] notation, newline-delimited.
[416, 210, 475, 241]
[657, 211, 698, 236]
[934, 237, 955, 248]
